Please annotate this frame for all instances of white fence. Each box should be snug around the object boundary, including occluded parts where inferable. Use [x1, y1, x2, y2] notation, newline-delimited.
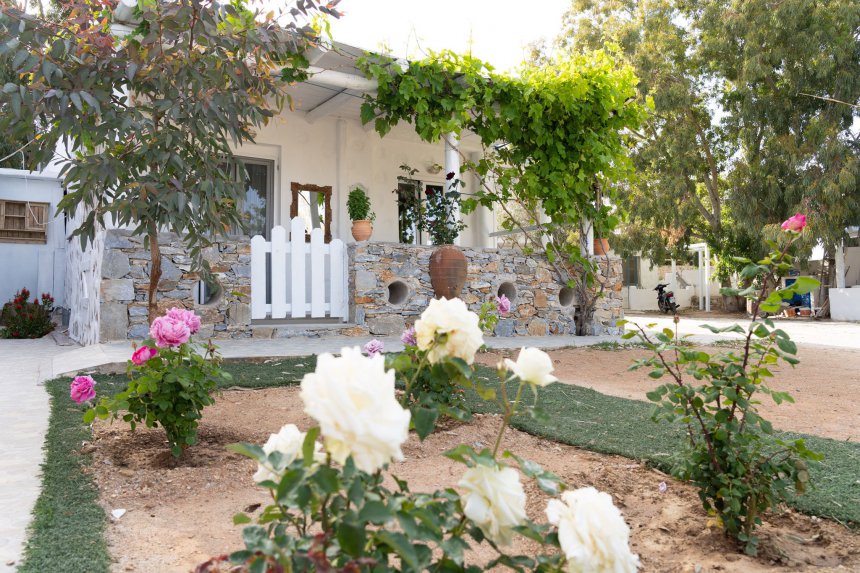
[250, 217, 348, 321]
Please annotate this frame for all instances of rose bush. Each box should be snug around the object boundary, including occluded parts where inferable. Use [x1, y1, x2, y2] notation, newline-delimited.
[222, 300, 640, 572]
[623, 214, 821, 553]
[85, 307, 230, 457]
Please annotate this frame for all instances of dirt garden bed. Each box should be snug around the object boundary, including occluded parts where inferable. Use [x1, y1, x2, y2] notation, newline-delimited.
[88, 379, 860, 573]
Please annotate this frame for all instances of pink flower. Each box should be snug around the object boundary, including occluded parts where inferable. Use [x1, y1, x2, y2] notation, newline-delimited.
[781, 213, 807, 233]
[364, 339, 384, 357]
[166, 307, 201, 334]
[150, 315, 190, 348]
[400, 326, 417, 346]
[131, 345, 158, 366]
[70, 375, 96, 404]
[496, 294, 511, 315]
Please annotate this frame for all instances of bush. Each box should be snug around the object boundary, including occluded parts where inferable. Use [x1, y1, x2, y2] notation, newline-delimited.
[1, 287, 54, 338]
[85, 308, 231, 457]
[623, 213, 821, 554]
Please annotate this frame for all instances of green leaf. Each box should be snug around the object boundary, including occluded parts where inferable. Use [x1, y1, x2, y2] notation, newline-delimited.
[82, 409, 96, 424]
[312, 465, 340, 494]
[358, 500, 392, 525]
[232, 513, 252, 525]
[226, 442, 266, 462]
[776, 338, 797, 355]
[376, 531, 419, 568]
[337, 517, 366, 557]
[413, 406, 439, 441]
[302, 426, 320, 466]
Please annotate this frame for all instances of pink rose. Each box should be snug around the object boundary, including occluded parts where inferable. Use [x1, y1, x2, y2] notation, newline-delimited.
[166, 307, 202, 334]
[496, 294, 511, 315]
[150, 315, 190, 348]
[400, 326, 417, 346]
[781, 213, 807, 232]
[131, 345, 158, 365]
[70, 375, 96, 404]
[364, 339, 384, 357]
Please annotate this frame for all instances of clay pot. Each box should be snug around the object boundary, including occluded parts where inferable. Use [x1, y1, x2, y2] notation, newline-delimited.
[351, 220, 373, 242]
[429, 245, 467, 300]
[593, 237, 611, 256]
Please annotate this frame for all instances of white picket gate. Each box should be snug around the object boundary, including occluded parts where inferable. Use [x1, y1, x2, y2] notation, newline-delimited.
[250, 217, 348, 321]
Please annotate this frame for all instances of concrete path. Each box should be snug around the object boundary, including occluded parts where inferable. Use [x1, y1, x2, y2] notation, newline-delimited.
[626, 313, 860, 350]
[0, 338, 66, 573]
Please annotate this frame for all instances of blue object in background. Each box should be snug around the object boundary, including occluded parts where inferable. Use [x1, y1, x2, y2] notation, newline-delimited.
[784, 277, 812, 307]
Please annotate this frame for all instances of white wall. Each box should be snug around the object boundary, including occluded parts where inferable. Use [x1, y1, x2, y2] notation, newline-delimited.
[0, 169, 66, 307]
[845, 246, 860, 287]
[236, 112, 495, 248]
[623, 258, 721, 311]
[830, 287, 860, 321]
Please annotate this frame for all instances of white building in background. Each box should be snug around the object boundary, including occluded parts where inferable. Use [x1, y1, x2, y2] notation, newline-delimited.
[817, 228, 860, 321]
[0, 169, 66, 308]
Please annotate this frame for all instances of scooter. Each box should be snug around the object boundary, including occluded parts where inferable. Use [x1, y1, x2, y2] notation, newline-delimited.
[655, 283, 679, 314]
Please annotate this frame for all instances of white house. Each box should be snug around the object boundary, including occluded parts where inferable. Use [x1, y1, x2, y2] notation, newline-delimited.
[0, 32, 627, 344]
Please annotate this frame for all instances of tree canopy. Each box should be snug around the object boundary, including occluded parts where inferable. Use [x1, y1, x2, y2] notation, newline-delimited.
[553, 0, 860, 275]
[0, 0, 338, 318]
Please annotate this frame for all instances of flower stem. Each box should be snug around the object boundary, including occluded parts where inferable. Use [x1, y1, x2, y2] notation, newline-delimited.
[492, 379, 525, 458]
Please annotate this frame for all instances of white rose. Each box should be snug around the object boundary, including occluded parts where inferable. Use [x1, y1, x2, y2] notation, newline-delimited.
[253, 423, 322, 483]
[503, 347, 558, 387]
[300, 347, 411, 473]
[458, 464, 527, 546]
[415, 297, 484, 365]
[545, 487, 640, 573]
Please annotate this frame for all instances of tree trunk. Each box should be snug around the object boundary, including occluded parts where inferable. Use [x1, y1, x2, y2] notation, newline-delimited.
[147, 226, 162, 323]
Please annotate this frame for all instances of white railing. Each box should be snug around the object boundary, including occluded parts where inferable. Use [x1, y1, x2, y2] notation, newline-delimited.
[250, 217, 348, 321]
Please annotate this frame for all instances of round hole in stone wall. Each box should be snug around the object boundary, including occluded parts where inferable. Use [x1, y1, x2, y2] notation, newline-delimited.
[194, 277, 222, 306]
[387, 280, 410, 305]
[497, 281, 518, 303]
[559, 286, 576, 307]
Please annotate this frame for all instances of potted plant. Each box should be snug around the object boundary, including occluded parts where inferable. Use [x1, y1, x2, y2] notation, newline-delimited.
[592, 213, 618, 256]
[424, 175, 468, 299]
[347, 185, 375, 242]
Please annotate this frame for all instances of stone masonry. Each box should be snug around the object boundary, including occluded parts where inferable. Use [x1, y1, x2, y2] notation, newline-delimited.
[349, 242, 624, 337]
[99, 229, 254, 341]
[99, 230, 622, 342]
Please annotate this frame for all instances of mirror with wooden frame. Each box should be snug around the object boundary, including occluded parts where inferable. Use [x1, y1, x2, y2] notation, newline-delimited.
[290, 182, 332, 243]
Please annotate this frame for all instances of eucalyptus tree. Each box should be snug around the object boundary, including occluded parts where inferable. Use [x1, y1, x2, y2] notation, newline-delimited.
[0, 0, 339, 320]
[555, 0, 860, 279]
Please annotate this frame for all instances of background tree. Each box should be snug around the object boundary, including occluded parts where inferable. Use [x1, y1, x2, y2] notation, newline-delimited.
[552, 0, 860, 285]
[0, 0, 339, 320]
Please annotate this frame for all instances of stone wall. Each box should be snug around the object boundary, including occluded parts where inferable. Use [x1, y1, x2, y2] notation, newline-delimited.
[349, 243, 623, 337]
[99, 229, 254, 341]
[98, 231, 623, 342]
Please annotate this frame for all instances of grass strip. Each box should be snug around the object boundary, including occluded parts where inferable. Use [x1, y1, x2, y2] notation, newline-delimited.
[18, 379, 111, 573]
[465, 374, 860, 526]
